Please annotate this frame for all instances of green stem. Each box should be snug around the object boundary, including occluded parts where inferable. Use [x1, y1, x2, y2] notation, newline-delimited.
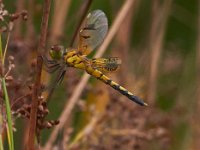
[0, 106, 4, 150]
[0, 134, 4, 150]
[0, 34, 14, 150]
[2, 32, 10, 66]
[2, 78, 14, 150]
[0, 34, 2, 59]
[0, 33, 4, 150]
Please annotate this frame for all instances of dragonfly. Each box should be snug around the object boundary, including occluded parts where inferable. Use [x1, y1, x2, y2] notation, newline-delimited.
[42, 10, 147, 106]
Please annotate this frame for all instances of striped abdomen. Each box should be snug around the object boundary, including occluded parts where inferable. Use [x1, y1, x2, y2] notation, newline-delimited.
[85, 66, 147, 106]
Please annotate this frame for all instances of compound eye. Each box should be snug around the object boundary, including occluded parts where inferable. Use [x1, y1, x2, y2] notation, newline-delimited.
[51, 45, 63, 52]
[49, 45, 64, 60]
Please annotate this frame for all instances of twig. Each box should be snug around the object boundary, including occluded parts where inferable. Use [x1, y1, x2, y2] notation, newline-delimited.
[44, 0, 136, 149]
[11, 93, 31, 109]
[108, 129, 148, 139]
[69, 0, 93, 47]
[27, 0, 51, 149]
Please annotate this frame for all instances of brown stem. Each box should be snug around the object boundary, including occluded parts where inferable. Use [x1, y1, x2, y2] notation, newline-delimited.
[27, 0, 51, 149]
[146, 0, 172, 104]
[113, 0, 140, 86]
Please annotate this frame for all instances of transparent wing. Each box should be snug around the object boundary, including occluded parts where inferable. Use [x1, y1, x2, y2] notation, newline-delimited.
[91, 57, 121, 72]
[78, 10, 108, 55]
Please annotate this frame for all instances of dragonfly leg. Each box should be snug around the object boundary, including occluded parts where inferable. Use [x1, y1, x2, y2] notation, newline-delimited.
[43, 63, 61, 73]
[42, 55, 57, 66]
[42, 67, 66, 91]
[41, 55, 61, 73]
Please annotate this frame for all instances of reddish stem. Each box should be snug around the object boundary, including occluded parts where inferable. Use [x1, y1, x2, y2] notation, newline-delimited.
[27, 0, 51, 149]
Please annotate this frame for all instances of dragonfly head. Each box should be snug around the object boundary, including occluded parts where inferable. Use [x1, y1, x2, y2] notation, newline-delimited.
[49, 45, 64, 60]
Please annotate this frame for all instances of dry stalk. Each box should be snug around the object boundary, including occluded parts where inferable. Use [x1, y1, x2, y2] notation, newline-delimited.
[27, 0, 51, 149]
[147, 0, 172, 104]
[113, 0, 141, 85]
[107, 127, 166, 140]
[43, 0, 136, 149]
[108, 128, 148, 139]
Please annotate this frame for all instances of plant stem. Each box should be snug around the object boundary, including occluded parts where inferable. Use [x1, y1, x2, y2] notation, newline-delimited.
[0, 34, 2, 59]
[0, 34, 14, 150]
[2, 78, 14, 150]
[2, 32, 10, 66]
[0, 134, 4, 150]
[27, 0, 51, 149]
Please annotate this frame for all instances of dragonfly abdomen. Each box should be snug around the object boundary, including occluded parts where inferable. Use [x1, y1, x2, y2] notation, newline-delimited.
[104, 78, 147, 106]
[86, 66, 147, 106]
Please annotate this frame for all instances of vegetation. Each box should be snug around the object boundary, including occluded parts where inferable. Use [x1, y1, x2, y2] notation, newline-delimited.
[0, 0, 199, 149]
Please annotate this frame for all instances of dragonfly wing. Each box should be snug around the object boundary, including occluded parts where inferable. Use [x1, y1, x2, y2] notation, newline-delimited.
[78, 10, 108, 55]
[91, 57, 121, 72]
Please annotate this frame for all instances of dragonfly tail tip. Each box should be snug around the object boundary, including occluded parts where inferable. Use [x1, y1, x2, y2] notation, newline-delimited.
[143, 102, 148, 106]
